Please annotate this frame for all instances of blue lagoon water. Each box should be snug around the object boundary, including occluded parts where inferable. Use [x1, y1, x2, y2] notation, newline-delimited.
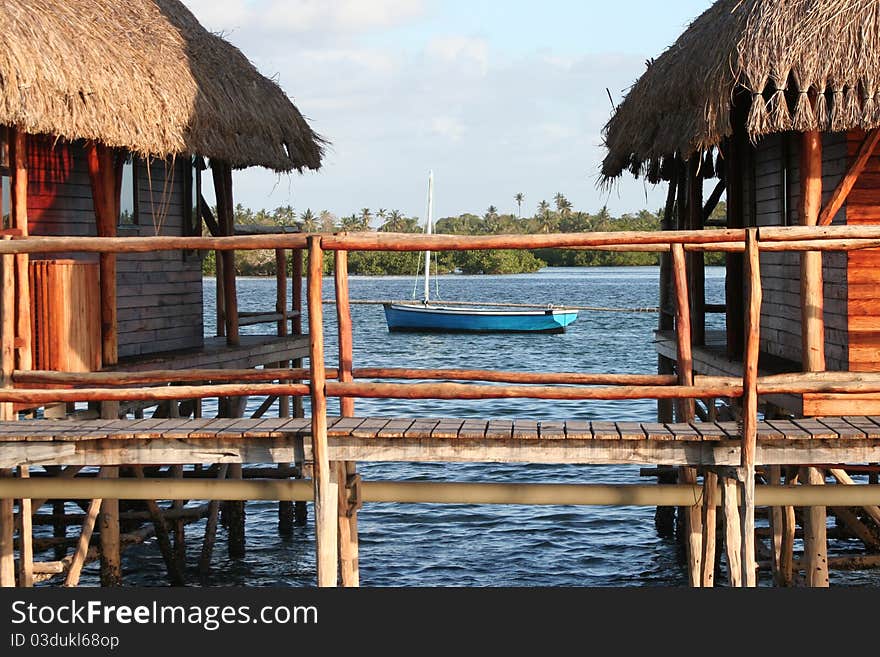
[78, 267, 879, 586]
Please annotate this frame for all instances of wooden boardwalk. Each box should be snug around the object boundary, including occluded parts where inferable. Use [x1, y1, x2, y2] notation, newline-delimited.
[3, 416, 880, 468]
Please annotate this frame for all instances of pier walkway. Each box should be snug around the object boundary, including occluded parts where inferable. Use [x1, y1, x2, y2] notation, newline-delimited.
[3, 416, 880, 468]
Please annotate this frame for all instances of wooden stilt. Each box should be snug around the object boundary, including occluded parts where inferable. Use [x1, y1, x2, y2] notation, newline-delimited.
[308, 236, 337, 587]
[679, 466, 702, 586]
[802, 466, 829, 587]
[64, 498, 102, 587]
[0, 469, 13, 587]
[780, 467, 798, 587]
[98, 466, 121, 586]
[740, 228, 761, 587]
[767, 465, 783, 582]
[721, 474, 742, 587]
[133, 467, 185, 585]
[1, 247, 13, 422]
[52, 500, 66, 561]
[292, 247, 307, 525]
[671, 243, 694, 421]
[700, 470, 718, 587]
[11, 130, 31, 378]
[276, 247, 295, 535]
[334, 250, 360, 587]
[211, 162, 239, 346]
[686, 157, 706, 346]
[800, 130, 825, 372]
[226, 463, 245, 559]
[17, 467, 33, 587]
[199, 464, 229, 576]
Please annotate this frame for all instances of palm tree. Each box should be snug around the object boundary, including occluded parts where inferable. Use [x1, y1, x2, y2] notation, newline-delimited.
[299, 208, 318, 232]
[340, 214, 362, 231]
[359, 208, 373, 231]
[485, 205, 499, 220]
[514, 193, 524, 218]
[318, 209, 337, 231]
[537, 200, 554, 233]
[377, 208, 387, 224]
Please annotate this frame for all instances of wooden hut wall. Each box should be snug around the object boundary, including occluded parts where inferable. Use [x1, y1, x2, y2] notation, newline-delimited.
[26, 138, 204, 360]
[845, 130, 880, 372]
[117, 158, 203, 358]
[752, 132, 849, 371]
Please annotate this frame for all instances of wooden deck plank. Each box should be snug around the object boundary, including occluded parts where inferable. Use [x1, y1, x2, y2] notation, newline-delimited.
[459, 420, 489, 440]
[665, 423, 701, 441]
[564, 420, 592, 440]
[512, 419, 539, 440]
[539, 421, 566, 440]
[590, 421, 620, 440]
[485, 420, 513, 441]
[841, 416, 880, 439]
[717, 422, 740, 440]
[756, 421, 784, 440]
[765, 420, 811, 440]
[816, 417, 866, 440]
[351, 418, 391, 439]
[405, 419, 441, 439]
[616, 422, 645, 440]
[641, 422, 673, 441]
[327, 417, 367, 437]
[790, 418, 837, 440]
[690, 422, 726, 441]
[430, 419, 464, 440]
[377, 418, 416, 439]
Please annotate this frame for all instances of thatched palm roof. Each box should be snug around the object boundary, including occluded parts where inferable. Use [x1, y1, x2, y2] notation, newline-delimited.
[602, 0, 880, 182]
[0, 0, 324, 172]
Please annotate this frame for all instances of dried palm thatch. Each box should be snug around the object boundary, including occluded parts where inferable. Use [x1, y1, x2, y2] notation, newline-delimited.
[602, 0, 880, 183]
[0, 0, 324, 172]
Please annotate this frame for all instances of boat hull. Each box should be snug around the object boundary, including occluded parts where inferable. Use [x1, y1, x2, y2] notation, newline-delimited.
[383, 303, 578, 334]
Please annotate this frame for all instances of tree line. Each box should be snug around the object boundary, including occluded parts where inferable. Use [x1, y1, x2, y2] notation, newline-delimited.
[202, 193, 726, 276]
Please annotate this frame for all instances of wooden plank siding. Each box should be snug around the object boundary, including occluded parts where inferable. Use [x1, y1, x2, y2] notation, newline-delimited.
[846, 130, 880, 372]
[752, 132, 849, 371]
[26, 137, 204, 360]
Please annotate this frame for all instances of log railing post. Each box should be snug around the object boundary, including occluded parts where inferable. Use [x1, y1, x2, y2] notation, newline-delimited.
[671, 242, 701, 586]
[741, 228, 761, 587]
[308, 236, 337, 587]
[275, 247, 295, 533]
[11, 129, 31, 376]
[1, 242, 13, 421]
[334, 250, 359, 587]
[800, 130, 825, 372]
[292, 247, 306, 525]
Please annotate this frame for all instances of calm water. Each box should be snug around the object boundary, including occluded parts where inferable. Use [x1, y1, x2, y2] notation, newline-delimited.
[70, 267, 879, 586]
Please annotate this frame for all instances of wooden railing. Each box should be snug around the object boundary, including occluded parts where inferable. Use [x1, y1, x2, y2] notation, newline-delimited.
[4, 225, 880, 587]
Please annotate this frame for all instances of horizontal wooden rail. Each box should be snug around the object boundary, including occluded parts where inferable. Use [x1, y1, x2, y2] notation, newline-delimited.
[0, 233, 310, 255]
[13, 368, 315, 386]
[0, 383, 309, 404]
[759, 225, 880, 242]
[0, 479, 878, 507]
[325, 381, 743, 400]
[350, 369, 678, 386]
[320, 229, 748, 252]
[238, 311, 301, 327]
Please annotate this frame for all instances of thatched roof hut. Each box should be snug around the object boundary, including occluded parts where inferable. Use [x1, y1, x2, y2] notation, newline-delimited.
[0, 0, 323, 172]
[602, 0, 880, 183]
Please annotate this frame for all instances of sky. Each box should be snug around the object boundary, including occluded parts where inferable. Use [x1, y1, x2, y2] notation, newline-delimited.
[182, 0, 712, 223]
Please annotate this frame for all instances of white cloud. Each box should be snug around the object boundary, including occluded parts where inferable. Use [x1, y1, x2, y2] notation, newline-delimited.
[426, 36, 489, 76]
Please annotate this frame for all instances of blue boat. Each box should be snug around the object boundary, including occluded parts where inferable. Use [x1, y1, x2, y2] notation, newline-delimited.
[384, 302, 578, 334]
[383, 171, 579, 334]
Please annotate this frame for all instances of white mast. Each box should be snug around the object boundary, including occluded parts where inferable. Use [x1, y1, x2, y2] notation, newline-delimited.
[423, 170, 433, 303]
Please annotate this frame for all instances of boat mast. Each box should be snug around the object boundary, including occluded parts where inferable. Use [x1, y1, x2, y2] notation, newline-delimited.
[424, 170, 433, 303]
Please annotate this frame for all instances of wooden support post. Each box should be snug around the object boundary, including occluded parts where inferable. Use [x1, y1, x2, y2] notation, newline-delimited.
[98, 466, 121, 587]
[199, 464, 229, 576]
[802, 466, 829, 587]
[700, 470, 718, 587]
[1, 246, 13, 422]
[276, 247, 295, 534]
[85, 142, 119, 420]
[64, 498, 102, 587]
[678, 466, 702, 586]
[52, 500, 66, 561]
[800, 130, 825, 373]
[740, 228, 761, 587]
[0, 469, 13, 587]
[334, 250, 359, 587]
[11, 130, 31, 377]
[721, 474, 742, 587]
[767, 465, 783, 582]
[779, 467, 798, 587]
[17, 467, 32, 587]
[292, 247, 307, 524]
[212, 162, 239, 346]
[724, 108, 746, 358]
[226, 463, 245, 558]
[133, 467, 185, 585]
[216, 248, 225, 338]
[671, 244, 694, 421]
[687, 157, 706, 346]
[308, 236, 337, 587]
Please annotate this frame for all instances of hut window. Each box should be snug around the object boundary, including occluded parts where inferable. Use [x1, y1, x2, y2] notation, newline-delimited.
[119, 157, 137, 225]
